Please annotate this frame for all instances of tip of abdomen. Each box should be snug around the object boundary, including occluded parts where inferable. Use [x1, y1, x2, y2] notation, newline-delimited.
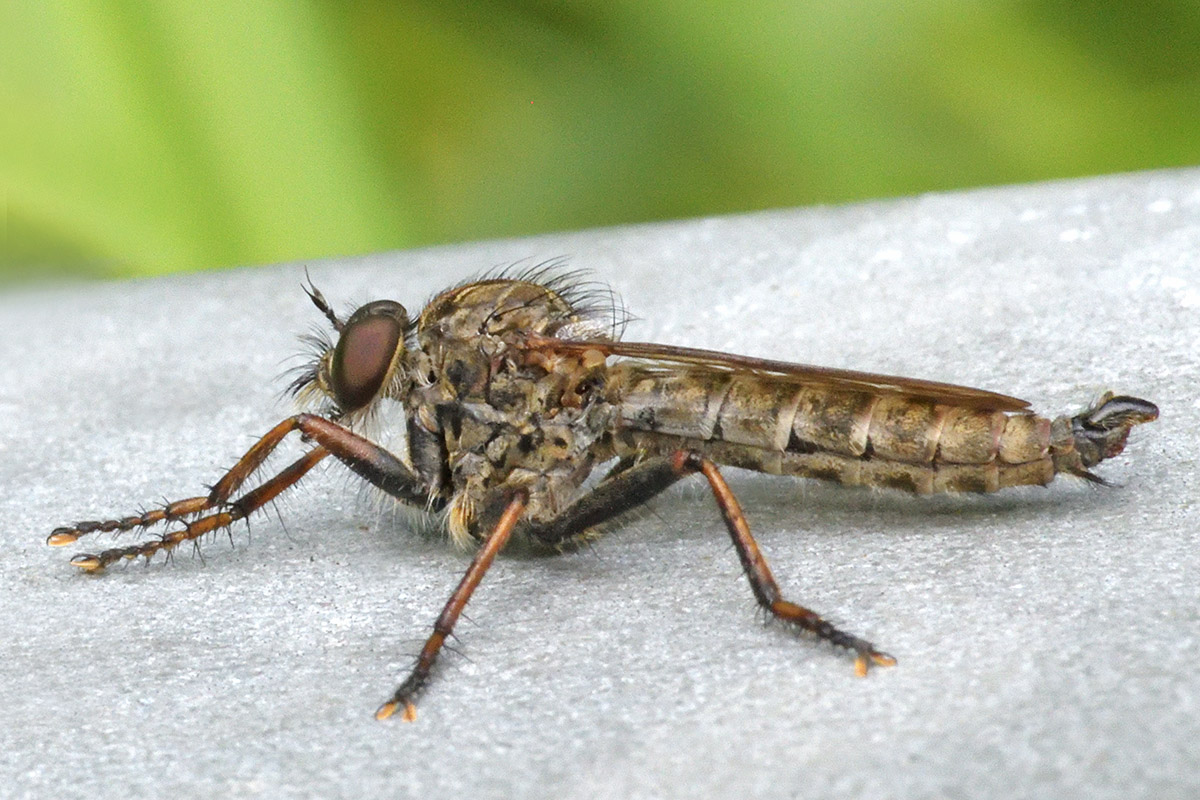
[1064, 393, 1159, 471]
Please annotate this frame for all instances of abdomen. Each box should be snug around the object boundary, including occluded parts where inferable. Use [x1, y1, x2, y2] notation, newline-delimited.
[610, 366, 1056, 494]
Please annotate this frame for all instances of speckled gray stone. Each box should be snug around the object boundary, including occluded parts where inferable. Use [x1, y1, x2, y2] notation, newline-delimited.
[2, 169, 1197, 800]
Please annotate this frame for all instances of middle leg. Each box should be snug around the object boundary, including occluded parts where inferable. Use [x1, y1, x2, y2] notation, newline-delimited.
[375, 491, 529, 722]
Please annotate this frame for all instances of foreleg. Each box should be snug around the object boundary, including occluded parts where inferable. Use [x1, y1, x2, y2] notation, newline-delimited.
[49, 414, 436, 570]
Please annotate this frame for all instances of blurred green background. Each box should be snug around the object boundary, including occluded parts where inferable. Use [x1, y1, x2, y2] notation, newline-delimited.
[4, 1, 1200, 280]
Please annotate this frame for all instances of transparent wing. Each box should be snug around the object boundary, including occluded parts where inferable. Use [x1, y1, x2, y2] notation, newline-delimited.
[523, 335, 1030, 411]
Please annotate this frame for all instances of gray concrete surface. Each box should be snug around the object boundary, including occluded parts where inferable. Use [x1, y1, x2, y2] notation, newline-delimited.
[1, 169, 1197, 799]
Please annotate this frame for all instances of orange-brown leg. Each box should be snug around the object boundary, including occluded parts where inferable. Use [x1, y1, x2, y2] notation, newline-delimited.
[64, 447, 330, 570]
[690, 453, 896, 676]
[49, 413, 434, 570]
[527, 450, 894, 675]
[47, 416, 316, 551]
[376, 492, 528, 722]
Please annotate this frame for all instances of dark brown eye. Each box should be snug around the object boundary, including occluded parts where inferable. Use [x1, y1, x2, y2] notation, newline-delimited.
[330, 300, 408, 412]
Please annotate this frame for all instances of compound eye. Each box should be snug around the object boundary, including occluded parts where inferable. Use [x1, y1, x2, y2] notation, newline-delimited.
[330, 301, 408, 412]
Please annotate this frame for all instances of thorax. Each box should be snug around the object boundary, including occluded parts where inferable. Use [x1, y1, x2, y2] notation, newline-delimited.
[403, 280, 616, 540]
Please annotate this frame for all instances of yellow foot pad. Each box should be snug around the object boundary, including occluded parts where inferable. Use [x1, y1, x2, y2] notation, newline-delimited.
[854, 651, 897, 677]
[69, 554, 102, 572]
[375, 700, 418, 722]
[47, 530, 80, 546]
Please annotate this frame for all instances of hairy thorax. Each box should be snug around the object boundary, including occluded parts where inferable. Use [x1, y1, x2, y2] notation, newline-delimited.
[403, 279, 617, 544]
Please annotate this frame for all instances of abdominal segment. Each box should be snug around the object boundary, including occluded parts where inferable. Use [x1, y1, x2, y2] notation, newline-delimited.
[612, 367, 1056, 494]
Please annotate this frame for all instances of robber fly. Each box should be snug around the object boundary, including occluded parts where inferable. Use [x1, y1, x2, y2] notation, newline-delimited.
[48, 266, 1158, 721]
